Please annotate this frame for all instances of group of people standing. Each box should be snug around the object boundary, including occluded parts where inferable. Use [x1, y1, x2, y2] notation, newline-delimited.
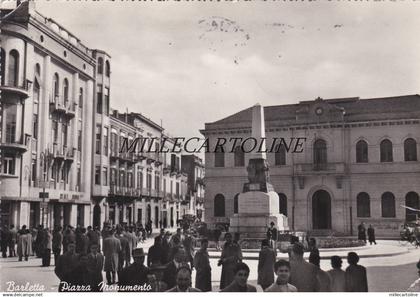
[357, 222, 377, 245]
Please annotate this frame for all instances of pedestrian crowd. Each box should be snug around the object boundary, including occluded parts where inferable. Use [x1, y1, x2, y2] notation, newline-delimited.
[2, 221, 419, 292]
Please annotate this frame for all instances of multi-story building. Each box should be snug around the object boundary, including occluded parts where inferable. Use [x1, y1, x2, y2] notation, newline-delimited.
[181, 154, 205, 220]
[0, 1, 194, 229]
[1, 1, 97, 228]
[201, 95, 420, 237]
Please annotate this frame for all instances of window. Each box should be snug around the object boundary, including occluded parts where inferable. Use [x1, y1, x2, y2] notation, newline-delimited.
[2, 156, 15, 175]
[1, 48, 5, 85]
[356, 140, 368, 163]
[53, 73, 59, 99]
[102, 167, 108, 186]
[120, 170, 126, 187]
[97, 57, 103, 74]
[35, 64, 41, 77]
[110, 168, 117, 186]
[105, 60, 110, 77]
[147, 172, 152, 190]
[5, 104, 17, 143]
[155, 172, 160, 191]
[52, 120, 58, 143]
[214, 194, 225, 217]
[8, 50, 19, 87]
[234, 193, 239, 214]
[111, 132, 118, 155]
[380, 139, 393, 162]
[61, 164, 67, 182]
[176, 182, 180, 198]
[381, 192, 396, 217]
[214, 146, 225, 167]
[104, 87, 109, 116]
[103, 127, 109, 156]
[404, 138, 417, 161]
[31, 158, 37, 183]
[313, 139, 327, 170]
[405, 192, 419, 222]
[79, 88, 83, 108]
[275, 144, 286, 166]
[77, 167, 81, 190]
[63, 78, 69, 105]
[356, 192, 371, 217]
[96, 84, 102, 114]
[234, 146, 245, 167]
[278, 193, 288, 216]
[62, 124, 68, 147]
[95, 125, 101, 154]
[95, 166, 100, 185]
[137, 171, 143, 189]
[77, 130, 82, 151]
[32, 101, 39, 140]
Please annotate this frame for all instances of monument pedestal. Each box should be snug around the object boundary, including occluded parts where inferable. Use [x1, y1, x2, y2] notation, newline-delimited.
[229, 191, 288, 248]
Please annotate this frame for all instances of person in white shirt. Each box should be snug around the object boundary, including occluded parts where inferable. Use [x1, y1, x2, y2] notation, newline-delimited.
[265, 259, 297, 292]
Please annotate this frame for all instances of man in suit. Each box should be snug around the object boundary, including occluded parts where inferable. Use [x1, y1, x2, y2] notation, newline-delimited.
[289, 242, 319, 292]
[103, 229, 121, 285]
[345, 252, 368, 292]
[163, 247, 189, 289]
[118, 248, 150, 291]
[220, 262, 257, 292]
[166, 266, 201, 292]
[54, 242, 80, 292]
[86, 243, 104, 292]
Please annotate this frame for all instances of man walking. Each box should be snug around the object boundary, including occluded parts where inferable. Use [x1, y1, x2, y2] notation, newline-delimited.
[367, 225, 377, 245]
[118, 248, 150, 290]
[193, 238, 212, 292]
[103, 229, 121, 285]
[218, 232, 242, 289]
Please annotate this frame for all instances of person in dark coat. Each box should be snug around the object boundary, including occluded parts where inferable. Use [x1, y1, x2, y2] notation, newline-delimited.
[309, 253, 332, 292]
[182, 231, 195, 269]
[87, 226, 100, 250]
[52, 226, 63, 265]
[345, 252, 368, 292]
[41, 228, 52, 267]
[367, 225, 377, 245]
[289, 242, 319, 292]
[220, 262, 257, 292]
[218, 232, 242, 289]
[327, 255, 346, 292]
[257, 239, 276, 290]
[193, 238, 211, 292]
[266, 222, 278, 250]
[166, 266, 201, 292]
[357, 222, 367, 243]
[34, 225, 44, 258]
[54, 242, 80, 292]
[118, 248, 150, 291]
[1, 225, 10, 258]
[116, 228, 130, 274]
[163, 248, 189, 289]
[103, 229, 121, 285]
[86, 243, 104, 292]
[9, 224, 17, 257]
[308, 237, 320, 257]
[147, 236, 164, 267]
[161, 232, 171, 264]
[63, 226, 76, 253]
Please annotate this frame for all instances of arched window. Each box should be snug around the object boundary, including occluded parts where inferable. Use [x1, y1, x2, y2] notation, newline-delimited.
[356, 192, 370, 217]
[97, 57, 103, 74]
[79, 88, 83, 108]
[405, 192, 419, 222]
[275, 144, 286, 166]
[1, 48, 5, 85]
[214, 146, 225, 167]
[53, 73, 59, 100]
[105, 60, 110, 77]
[404, 138, 417, 161]
[356, 140, 368, 163]
[233, 193, 239, 214]
[313, 139, 327, 170]
[278, 193, 287, 216]
[380, 139, 393, 162]
[214, 194, 225, 217]
[63, 78, 69, 105]
[8, 50, 19, 87]
[234, 146, 244, 167]
[381, 192, 396, 218]
[35, 63, 41, 77]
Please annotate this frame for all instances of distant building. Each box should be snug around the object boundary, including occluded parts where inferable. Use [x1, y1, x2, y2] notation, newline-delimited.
[201, 95, 420, 236]
[181, 154, 205, 220]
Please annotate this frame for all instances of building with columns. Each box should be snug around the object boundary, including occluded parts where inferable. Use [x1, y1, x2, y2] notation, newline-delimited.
[201, 95, 420, 237]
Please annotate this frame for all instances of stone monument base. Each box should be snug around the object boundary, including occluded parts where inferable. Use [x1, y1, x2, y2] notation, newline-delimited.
[229, 190, 289, 244]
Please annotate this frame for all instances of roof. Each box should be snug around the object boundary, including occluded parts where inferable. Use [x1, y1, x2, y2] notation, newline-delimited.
[205, 94, 420, 131]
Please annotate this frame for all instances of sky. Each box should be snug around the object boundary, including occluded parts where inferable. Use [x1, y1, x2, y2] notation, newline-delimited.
[16, 0, 420, 140]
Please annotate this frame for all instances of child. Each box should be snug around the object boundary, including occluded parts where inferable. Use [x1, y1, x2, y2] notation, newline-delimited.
[265, 259, 297, 292]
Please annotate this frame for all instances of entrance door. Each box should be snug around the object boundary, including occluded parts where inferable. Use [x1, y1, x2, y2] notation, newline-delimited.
[147, 205, 151, 223]
[312, 190, 331, 229]
[93, 204, 101, 228]
[154, 206, 159, 228]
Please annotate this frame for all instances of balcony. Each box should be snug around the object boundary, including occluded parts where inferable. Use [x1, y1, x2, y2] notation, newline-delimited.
[120, 152, 136, 164]
[0, 80, 30, 103]
[65, 147, 76, 163]
[0, 136, 27, 153]
[64, 102, 76, 119]
[49, 96, 67, 114]
[110, 149, 119, 160]
[163, 166, 171, 175]
[294, 162, 346, 176]
[146, 152, 156, 164]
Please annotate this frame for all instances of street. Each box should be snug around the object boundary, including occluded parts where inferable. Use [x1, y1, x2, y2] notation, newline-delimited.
[1, 239, 419, 292]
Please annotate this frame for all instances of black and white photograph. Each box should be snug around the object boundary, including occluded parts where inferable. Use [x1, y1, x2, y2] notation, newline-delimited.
[0, 0, 420, 294]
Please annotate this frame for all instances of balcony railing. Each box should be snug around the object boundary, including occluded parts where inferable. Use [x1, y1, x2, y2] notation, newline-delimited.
[0, 79, 30, 101]
[0, 135, 27, 153]
[294, 162, 346, 175]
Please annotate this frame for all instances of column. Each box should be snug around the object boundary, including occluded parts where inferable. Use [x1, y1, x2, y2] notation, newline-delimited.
[71, 72, 79, 190]
[70, 204, 78, 227]
[19, 202, 30, 228]
[81, 79, 93, 196]
[84, 204, 90, 227]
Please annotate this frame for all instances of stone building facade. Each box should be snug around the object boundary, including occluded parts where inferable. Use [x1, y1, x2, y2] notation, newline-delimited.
[201, 95, 420, 237]
[181, 154, 205, 220]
